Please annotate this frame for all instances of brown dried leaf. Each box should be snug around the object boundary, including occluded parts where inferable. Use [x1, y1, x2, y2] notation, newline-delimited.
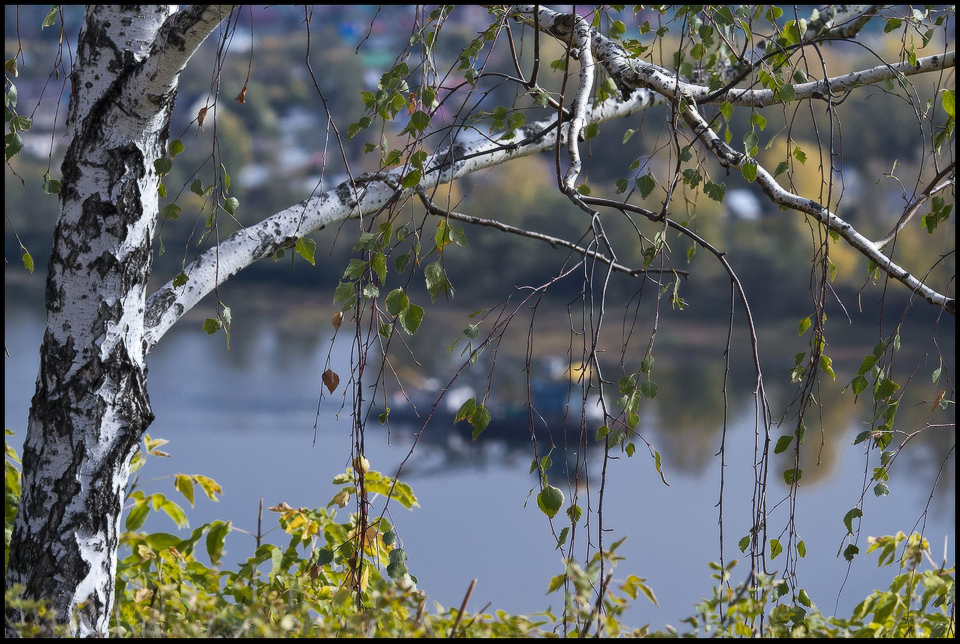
[322, 369, 340, 394]
[332, 311, 343, 329]
[932, 389, 946, 412]
[197, 105, 209, 128]
[407, 92, 417, 115]
[268, 501, 294, 513]
[235, 85, 247, 104]
[133, 588, 154, 603]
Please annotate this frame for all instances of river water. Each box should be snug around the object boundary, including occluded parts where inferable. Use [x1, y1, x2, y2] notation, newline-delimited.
[5, 277, 955, 631]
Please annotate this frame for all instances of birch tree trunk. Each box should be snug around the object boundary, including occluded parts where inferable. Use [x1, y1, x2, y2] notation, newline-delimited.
[5, 6, 230, 636]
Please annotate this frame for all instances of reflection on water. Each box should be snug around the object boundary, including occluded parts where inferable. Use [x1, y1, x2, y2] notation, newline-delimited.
[4, 280, 955, 629]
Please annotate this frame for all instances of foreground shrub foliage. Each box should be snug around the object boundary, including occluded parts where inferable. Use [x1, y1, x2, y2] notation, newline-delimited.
[3, 431, 954, 637]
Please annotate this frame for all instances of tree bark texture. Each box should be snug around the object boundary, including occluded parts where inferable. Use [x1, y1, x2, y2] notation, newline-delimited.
[6, 6, 231, 636]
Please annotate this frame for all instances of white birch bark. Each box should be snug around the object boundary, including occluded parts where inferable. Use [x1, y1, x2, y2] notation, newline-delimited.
[6, 6, 232, 636]
[142, 88, 666, 350]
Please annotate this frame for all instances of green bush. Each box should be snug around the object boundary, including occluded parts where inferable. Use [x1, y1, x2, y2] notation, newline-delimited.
[4, 430, 955, 637]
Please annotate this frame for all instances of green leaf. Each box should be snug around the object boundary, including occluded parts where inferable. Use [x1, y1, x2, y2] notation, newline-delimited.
[819, 354, 835, 379]
[556, 527, 569, 550]
[385, 289, 409, 316]
[401, 169, 421, 189]
[343, 258, 367, 279]
[932, 364, 942, 384]
[741, 160, 758, 183]
[168, 139, 185, 158]
[537, 485, 564, 519]
[873, 377, 899, 401]
[409, 110, 430, 132]
[454, 397, 476, 424]
[856, 355, 877, 375]
[41, 177, 61, 194]
[334, 281, 356, 307]
[190, 178, 203, 196]
[41, 6, 58, 28]
[783, 468, 802, 484]
[798, 316, 811, 336]
[610, 19, 626, 38]
[774, 161, 790, 177]
[5, 131, 24, 161]
[223, 196, 240, 216]
[125, 502, 150, 531]
[205, 520, 231, 565]
[203, 318, 221, 334]
[175, 473, 195, 506]
[843, 508, 862, 534]
[547, 574, 565, 594]
[774, 435, 793, 454]
[776, 83, 796, 102]
[161, 203, 182, 221]
[394, 253, 411, 273]
[797, 540, 806, 558]
[942, 89, 955, 117]
[143, 532, 182, 552]
[770, 539, 783, 559]
[410, 150, 428, 170]
[720, 101, 733, 121]
[424, 261, 451, 301]
[295, 237, 316, 266]
[636, 174, 657, 199]
[398, 303, 423, 335]
[874, 482, 890, 496]
[21, 249, 34, 273]
[154, 157, 173, 176]
[704, 181, 726, 202]
[639, 381, 658, 399]
[843, 544, 859, 562]
[159, 497, 189, 529]
[469, 404, 491, 440]
[738, 535, 750, 552]
[194, 474, 222, 501]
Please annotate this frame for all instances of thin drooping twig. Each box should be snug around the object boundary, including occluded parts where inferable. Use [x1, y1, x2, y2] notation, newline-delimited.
[414, 186, 687, 278]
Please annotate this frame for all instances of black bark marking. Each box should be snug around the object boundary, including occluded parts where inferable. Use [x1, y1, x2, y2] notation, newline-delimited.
[144, 288, 176, 329]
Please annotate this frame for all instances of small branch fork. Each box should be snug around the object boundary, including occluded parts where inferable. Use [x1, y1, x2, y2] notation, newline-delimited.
[414, 187, 687, 280]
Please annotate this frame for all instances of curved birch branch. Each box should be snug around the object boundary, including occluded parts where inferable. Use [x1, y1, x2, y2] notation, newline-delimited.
[142, 89, 666, 351]
[875, 163, 956, 250]
[517, 5, 955, 314]
[512, 5, 954, 107]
